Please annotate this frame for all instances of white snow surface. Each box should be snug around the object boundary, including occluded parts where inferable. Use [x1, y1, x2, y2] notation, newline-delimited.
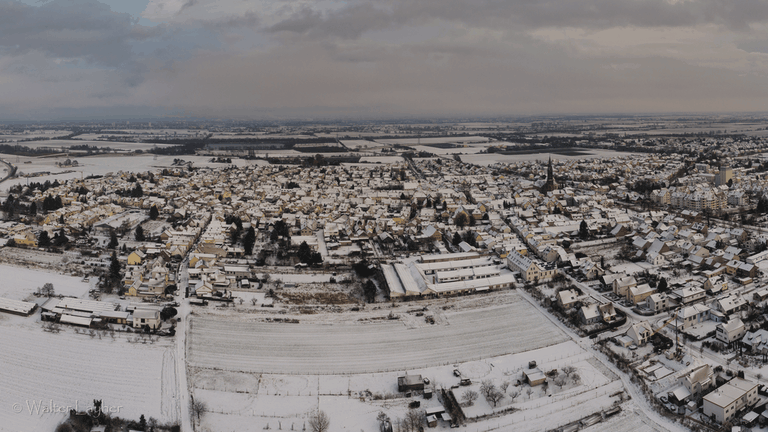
[188, 294, 569, 374]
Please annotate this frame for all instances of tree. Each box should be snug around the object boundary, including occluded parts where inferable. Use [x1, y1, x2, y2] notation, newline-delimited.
[657, 277, 668, 292]
[135, 225, 146, 242]
[38, 230, 51, 247]
[562, 365, 576, 377]
[480, 380, 496, 399]
[461, 389, 479, 406]
[298, 241, 313, 264]
[243, 227, 256, 255]
[403, 409, 422, 432]
[29, 202, 36, 215]
[39, 282, 55, 297]
[108, 231, 119, 249]
[363, 279, 377, 303]
[455, 212, 468, 228]
[553, 376, 567, 389]
[571, 373, 581, 385]
[468, 214, 476, 226]
[149, 205, 159, 220]
[191, 399, 207, 424]
[579, 220, 589, 240]
[109, 251, 121, 281]
[500, 381, 510, 393]
[308, 409, 330, 432]
[487, 389, 504, 407]
[452, 232, 462, 246]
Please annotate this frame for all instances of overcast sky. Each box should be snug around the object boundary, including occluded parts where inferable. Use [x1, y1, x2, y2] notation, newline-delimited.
[1, 0, 768, 120]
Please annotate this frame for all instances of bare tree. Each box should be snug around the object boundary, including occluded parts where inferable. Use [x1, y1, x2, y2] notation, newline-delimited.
[508, 390, 519, 402]
[562, 366, 576, 377]
[525, 388, 533, 399]
[500, 381, 510, 393]
[191, 399, 207, 423]
[404, 409, 422, 432]
[571, 373, 581, 385]
[553, 376, 567, 389]
[480, 380, 496, 399]
[462, 389, 479, 406]
[487, 389, 505, 407]
[308, 410, 330, 432]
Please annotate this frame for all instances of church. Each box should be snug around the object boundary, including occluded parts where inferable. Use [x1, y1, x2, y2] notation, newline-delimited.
[540, 156, 559, 193]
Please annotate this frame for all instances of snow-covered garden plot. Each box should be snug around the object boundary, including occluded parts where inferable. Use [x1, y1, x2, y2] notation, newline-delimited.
[0, 320, 176, 432]
[0, 264, 91, 301]
[188, 295, 569, 374]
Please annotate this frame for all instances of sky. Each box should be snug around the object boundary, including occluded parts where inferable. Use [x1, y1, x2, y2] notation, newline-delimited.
[1, 0, 768, 120]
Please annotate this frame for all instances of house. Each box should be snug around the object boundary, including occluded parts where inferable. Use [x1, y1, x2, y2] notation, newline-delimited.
[506, 250, 557, 282]
[613, 276, 637, 297]
[703, 378, 759, 424]
[628, 284, 655, 305]
[647, 293, 672, 313]
[599, 303, 618, 323]
[397, 375, 424, 393]
[680, 364, 714, 400]
[715, 295, 748, 317]
[741, 329, 768, 354]
[627, 321, 653, 346]
[132, 308, 161, 330]
[579, 303, 601, 325]
[676, 304, 710, 330]
[127, 250, 146, 266]
[670, 285, 706, 305]
[716, 319, 746, 345]
[557, 289, 580, 309]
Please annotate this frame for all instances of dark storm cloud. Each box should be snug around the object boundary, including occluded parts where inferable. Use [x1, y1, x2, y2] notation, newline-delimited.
[267, 0, 768, 39]
[0, 0, 153, 67]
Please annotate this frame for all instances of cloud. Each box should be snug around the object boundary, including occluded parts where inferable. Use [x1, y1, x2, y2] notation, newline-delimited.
[0, 0, 149, 67]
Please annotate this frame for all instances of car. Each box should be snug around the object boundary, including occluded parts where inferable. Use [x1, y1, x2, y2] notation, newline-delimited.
[660, 395, 668, 404]
[423, 378, 430, 385]
[453, 369, 461, 377]
[460, 378, 471, 386]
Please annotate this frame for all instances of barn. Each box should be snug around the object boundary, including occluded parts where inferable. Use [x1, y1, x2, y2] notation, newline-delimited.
[0, 297, 37, 316]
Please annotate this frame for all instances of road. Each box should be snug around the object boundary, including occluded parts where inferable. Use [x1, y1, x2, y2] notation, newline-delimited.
[174, 256, 192, 432]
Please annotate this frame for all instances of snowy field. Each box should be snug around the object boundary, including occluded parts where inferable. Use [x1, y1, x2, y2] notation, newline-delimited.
[0, 317, 177, 432]
[12, 139, 174, 151]
[190, 340, 625, 432]
[375, 136, 491, 145]
[0, 264, 91, 301]
[0, 154, 268, 192]
[188, 295, 569, 374]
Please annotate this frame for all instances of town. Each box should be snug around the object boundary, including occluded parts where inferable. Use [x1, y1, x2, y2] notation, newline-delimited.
[4, 116, 768, 432]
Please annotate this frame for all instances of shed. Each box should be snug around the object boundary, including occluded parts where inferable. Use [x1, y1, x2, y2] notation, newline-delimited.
[0, 297, 37, 316]
[398, 375, 425, 393]
[426, 415, 437, 428]
[524, 368, 547, 386]
[60, 315, 93, 327]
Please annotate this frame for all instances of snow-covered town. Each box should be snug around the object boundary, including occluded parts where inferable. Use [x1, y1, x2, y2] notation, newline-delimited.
[6, 118, 768, 432]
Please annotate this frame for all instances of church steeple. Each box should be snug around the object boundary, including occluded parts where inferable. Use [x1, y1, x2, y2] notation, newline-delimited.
[541, 155, 558, 193]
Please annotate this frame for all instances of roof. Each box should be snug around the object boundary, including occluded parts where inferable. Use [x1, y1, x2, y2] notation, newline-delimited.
[0, 297, 37, 315]
[704, 378, 757, 408]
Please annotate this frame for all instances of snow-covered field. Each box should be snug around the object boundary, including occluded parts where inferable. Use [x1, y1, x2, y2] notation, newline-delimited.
[0, 154, 268, 192]
[190, 340, 625, 432]
[0, 264, 91, 301]
[188, 294, 569, 374]
[0, 317, 177, 432]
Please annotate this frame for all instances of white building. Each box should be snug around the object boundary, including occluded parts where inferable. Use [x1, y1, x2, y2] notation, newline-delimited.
[703, 378, 758, 424]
